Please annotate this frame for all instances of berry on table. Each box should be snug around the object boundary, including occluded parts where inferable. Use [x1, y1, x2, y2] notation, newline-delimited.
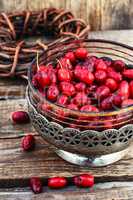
[73, 174, 94, 187]
[75, 48, 88, 60]
[30, 177, 42, 194]
[21, 134, 35, 151]
[11, 111, 30, 124]
[48, 177, 67, 189]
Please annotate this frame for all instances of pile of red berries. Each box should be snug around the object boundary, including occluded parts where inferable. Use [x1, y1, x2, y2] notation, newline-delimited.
[32, 47, 133, 113]
[30, 174, 94, 194]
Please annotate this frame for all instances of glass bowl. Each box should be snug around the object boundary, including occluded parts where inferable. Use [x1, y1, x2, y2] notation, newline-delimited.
[27, 39, 133, 167]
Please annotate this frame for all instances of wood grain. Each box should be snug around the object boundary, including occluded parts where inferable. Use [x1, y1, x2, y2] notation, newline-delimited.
[0, 135, 132, 181]
[0, 187, 133, 200]
[0, 0, 132, 30]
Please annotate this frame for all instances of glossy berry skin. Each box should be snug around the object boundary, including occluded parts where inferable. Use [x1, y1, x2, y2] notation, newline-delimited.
[30, 177, 42, 194]
[95, 70, 107, 83]
[129, 81, 133, 98]
[123, 69, 133, 79]
[105, 78, 118, 92]
[21, 134, 35, 151]
[108, 71, 122, 82]
[96, 86, 110, 100]
[122, 99, 133, 108]
[35, 71, 51, 88]
[75, 82, 86, 92]
[74, 92, 88, 107]
[73, 174, 94, 187]
[67, 103, 78, 111]
[56, 57, 72, 70]
[101, 57, 112, 67]
[48, 177, 67, 189]
[60, 82, 76, 96]
[118, 81, 129, 100]
[58, 68, 71, 82]
[95, 59, 107, 71]
[57, 95, 68, 106]
[47, 85, 59, 101]
[12, 111, 30, 124]
[65, 52, 76, 63]
[113, 95, 122, 107]
[113, 60, 125, 72]
[75, 48, 88, 60]
[101, 96, 113, 111]
[74, 66, 94, 85]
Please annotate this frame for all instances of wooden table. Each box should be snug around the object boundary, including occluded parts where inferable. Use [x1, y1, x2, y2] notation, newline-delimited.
[0, 30, 133, 200]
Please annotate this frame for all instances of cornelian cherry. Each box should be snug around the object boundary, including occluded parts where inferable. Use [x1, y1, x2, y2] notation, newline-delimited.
[75, 48, 88, 60]
[65, 51, 76, 63]
[105, 78, 118, 91]
[58, 68, 71, 82]
[73, 174, 94, 187]
[47, 85, 59, 101]
[60, 82, 76, 96]
[48, 177, 67, 189]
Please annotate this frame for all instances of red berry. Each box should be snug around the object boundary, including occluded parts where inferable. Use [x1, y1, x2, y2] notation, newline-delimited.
[105, 78, 118, 91]
[75, 82, 86, 92]
[21, 134, 35, 151]
[47, 85, 59, 101]
[95, 70, 107, 83]
[57, 57, 72, 70]
[35, 71, 51, 88]
[112, 95, 122, 107]
[118, 81, 129, 100]
[30, 177, 42, 194]
[73, 92, 88, 107]
[113, 60, 125, 72]
[60, 82, 76, 96]
[65, 51, 76, 63]
[38, 65, 48, 72]
[57, 95, 68, 106]
[96, 86, 110, 100]
[73, 174, 94, 187]
[58, 68, 71, 82]
[95, 59, 107, 71]
[129, 81, 133, 98]
[74, 66, 94, 85]
[48, 177, 67, 189]
[121, 99, 133, 108]
[123, 69, 133, 79]
[75, 48, 88, 60]
[101, 96, 113, 111]
[48, 70, 57, 84]
[12, 111, 30, 124]
[67, 103, 78, 111]
[108, 71, 122, 82]
[82, 56, 96, 72]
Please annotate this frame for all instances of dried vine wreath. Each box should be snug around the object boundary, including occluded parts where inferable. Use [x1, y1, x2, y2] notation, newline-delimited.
[0, 8, 90, 79]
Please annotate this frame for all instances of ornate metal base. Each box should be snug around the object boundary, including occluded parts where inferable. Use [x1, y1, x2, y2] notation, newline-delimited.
[55, 148, 129, 167]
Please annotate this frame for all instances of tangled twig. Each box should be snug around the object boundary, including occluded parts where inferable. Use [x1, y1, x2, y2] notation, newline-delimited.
[0, 8, 90, 78]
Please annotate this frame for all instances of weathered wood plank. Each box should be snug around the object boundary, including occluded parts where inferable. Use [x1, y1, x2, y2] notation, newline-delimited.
[0, 0, 28, 12]
[0, 0, 133, 30]
[0, 99, 34, 138]
[0, 187, 133, 200]
[89, 30, 133, 46]
[0, 135, 132, 181]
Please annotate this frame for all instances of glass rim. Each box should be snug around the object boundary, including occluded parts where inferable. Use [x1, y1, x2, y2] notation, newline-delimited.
[28, 38, 133, 117]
